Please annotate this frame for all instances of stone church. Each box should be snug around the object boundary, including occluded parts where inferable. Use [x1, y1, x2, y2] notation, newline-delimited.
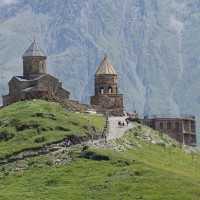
[91, 55, 124, 116]
[3, 40, 70, 106]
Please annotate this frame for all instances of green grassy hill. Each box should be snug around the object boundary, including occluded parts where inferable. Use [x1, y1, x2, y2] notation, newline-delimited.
[0, 100, 105, 159]
[0, 101, 200, 200]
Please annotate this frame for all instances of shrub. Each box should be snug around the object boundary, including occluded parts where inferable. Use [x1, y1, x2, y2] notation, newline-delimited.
[16, 123, 39, 131]
[27, 160, 35, 166]
[34, 136, 46, 143]
[32, 113, 56, 120]
[134, 170, 142, 176]
[112, 159, 131, 167]
[80, 151, 110, 161]
[45, 179, 58, 186]
[46, 160, 54, 166]
[70, 121, 79, 126]
[0, 131, 14, 142]
[133, 131, 139, 137]
[55, 126, 70, 132]
[82, 125, 89, 130]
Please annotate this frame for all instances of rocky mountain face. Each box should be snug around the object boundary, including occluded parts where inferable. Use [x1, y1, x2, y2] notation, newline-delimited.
[0, 0, 200, 121]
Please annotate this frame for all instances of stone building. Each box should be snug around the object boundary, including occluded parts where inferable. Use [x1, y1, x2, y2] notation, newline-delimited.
[90, 55, 123, 116]
[143, 116, 197, 146]
[3, 40, 70, 106]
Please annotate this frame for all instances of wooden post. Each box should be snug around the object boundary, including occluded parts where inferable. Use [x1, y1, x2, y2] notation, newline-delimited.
[105, 111, 109, 144]
[182, 120, 185, 148]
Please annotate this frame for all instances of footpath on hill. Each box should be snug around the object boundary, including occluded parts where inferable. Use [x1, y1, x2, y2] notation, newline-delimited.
[90, 116, 135, 149]
[107, 116, 135, 140]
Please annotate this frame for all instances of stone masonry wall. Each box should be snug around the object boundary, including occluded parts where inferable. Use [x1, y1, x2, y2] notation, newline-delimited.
[143, 118, 196, 146]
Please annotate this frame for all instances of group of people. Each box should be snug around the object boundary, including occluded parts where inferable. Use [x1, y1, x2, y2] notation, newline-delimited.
[63, 139, 72, 147]
[118, 118, 129, 127]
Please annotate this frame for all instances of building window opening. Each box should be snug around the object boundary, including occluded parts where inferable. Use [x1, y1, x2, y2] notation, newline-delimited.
[191, 122, 195, 132]
[175, 122, 179, 131]
[100, 87, 104, 94]
[108, 87, 112, 94]
[167, 122, 171, 129]
[184, 121, 190, 132]
[160, 122, 163, 130]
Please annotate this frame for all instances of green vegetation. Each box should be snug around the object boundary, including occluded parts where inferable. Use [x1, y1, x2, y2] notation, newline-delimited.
[0, 100, 105, 158]
[0, 134, 200, 200]
[0, 101, 199, 200]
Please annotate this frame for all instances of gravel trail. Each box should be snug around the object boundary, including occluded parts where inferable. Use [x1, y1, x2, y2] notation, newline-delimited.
[108, 117, 134, 140]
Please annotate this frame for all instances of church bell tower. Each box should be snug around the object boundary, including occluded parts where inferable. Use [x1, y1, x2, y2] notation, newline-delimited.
[91, 55, 124, 116]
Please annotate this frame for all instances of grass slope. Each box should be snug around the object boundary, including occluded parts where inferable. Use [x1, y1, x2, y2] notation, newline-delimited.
[0, 102, 199, 200]
[0, 140, 200, 200]
[0, 100, 105, 158]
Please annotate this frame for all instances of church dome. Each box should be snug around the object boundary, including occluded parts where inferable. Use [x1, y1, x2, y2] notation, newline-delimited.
[23, 40, 46, 58]
[96, 55, 117, 75]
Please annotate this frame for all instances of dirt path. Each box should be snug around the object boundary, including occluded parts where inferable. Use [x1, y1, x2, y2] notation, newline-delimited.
[108, 117, 134, 140]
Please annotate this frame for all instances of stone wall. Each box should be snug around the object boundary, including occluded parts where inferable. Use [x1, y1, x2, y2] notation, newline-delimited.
[91, 94, 123, 116]
[3, 74, 70, 106]
[143, 117, 196, 146]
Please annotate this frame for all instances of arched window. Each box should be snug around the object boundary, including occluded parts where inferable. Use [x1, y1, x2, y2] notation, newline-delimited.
[108, 87, 112, 94]
[100, 87, 104, 94]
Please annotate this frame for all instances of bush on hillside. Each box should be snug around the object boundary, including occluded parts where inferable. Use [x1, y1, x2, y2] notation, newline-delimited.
[34, 136, 46, 143]
[0, 131, 14, 142]
[55, 126, 70, 132]
[80, 151, 110, 161]
[32, 113, 56, 120]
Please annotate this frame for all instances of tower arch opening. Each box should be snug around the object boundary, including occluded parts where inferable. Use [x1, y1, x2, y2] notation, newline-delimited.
[108, 87, 113, 94]
[100, 87, 104, 94]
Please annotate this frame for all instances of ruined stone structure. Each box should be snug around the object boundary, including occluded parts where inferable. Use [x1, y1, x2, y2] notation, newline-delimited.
[3, 40, 70, 106]
[143, 116, 197, 146]
[91, 56, 123, 116]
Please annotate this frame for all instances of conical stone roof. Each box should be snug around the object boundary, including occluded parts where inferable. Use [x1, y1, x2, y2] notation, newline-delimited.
[96, 55, 117, 75]
[23, 40, 46, 58]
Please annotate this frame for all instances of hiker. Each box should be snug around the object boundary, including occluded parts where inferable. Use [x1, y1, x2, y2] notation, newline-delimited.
[105, 134, 107, 144]
[63, 140, 69, 147]
[67, 140, 71, 147]
[63, 140, 68, 147]
[125, 118, 129, 126]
